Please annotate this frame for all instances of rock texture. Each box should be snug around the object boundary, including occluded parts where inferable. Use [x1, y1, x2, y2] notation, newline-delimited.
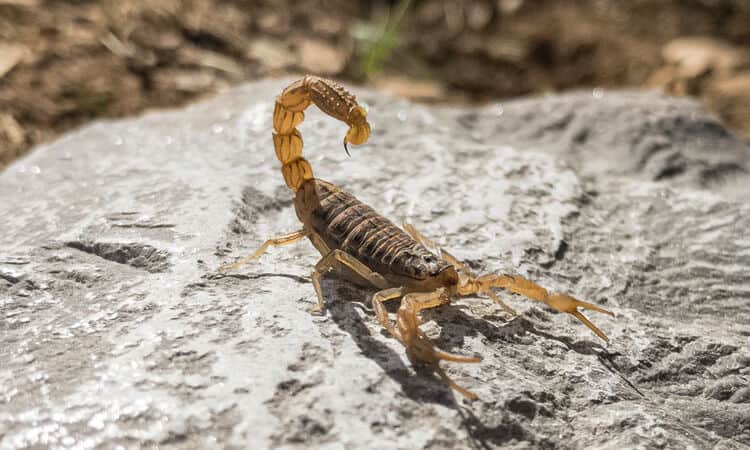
[1, 80, 749, 449]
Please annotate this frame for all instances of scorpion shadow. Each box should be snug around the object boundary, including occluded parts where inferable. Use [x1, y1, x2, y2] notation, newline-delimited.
[321, 281, 541, 449]
[429, 305, 644, 398]
[428, 305, 642, 449]
[321, 277, 641, 449]
[321, 277, 461, 407]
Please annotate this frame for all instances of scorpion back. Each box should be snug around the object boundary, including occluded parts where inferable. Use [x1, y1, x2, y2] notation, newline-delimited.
[295, 178, 454, 286]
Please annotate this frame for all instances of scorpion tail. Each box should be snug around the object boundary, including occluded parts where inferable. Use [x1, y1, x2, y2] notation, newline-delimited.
[272, 75, 371, 191]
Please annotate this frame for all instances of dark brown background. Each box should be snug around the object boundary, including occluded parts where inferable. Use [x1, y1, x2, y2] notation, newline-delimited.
[2, 0, 749, 169]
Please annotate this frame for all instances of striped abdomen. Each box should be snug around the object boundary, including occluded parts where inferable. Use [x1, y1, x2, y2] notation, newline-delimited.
[295, 179, 449, 281]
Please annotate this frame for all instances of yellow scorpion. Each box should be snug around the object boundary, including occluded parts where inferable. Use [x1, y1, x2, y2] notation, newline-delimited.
[222, 75, 615, 399]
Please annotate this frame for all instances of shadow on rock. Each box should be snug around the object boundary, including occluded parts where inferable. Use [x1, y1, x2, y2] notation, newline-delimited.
[456, 406, 553, 450]
[444, 305, 646, 399]
[520, 315, 645, 397]
[321, 277, 461, 408]
[321, 279, 564, 450]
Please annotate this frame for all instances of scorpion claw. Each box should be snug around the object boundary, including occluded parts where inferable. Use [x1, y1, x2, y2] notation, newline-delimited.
[482, 275, 614, 342]
[405, 335, 481, 365]
[395, 289, 480, 396]
[547, 294, 614, 342]
[404, 334, 480, 400]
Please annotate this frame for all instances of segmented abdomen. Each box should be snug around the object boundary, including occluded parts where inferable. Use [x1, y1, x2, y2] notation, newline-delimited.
[303, 180, 446, 280]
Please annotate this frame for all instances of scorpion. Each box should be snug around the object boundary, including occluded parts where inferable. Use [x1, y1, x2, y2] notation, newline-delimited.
[221, 75, 615, 399]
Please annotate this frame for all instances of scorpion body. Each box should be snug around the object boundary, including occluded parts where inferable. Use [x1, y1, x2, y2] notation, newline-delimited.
[222, 75, 615, 399]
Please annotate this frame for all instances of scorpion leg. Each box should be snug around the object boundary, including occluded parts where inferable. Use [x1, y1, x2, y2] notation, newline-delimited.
[372, 287, 405, 335]
[396, 288, 481, 399]
[397, 289, 480, 363]
[219, 229, 308, 271]
[404, 223, 517, 315]
[403, 223, 462, 267]
[483, 290, 519, 316]
[469, 273, 614, 342]
[311, 249, 389, 313]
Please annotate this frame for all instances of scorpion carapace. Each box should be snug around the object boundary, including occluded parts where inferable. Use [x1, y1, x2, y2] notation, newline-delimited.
[221, 75, 615, 400]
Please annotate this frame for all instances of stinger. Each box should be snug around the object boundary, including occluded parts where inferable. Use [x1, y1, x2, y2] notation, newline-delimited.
[272, 75, 371, 191]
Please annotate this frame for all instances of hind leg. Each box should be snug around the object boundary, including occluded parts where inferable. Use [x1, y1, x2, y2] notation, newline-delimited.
[219, 229, 308, 271]
[311, 249, 389, 313]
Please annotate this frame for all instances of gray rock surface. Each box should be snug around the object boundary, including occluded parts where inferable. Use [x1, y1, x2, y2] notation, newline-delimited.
[1, 80, 749, 449]
[441, 90, 750, 194]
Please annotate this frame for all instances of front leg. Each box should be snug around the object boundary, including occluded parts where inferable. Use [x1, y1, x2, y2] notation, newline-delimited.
[395, 288, 481, 399]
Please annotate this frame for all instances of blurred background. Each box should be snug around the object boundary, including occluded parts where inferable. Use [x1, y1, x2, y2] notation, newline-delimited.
[1, 0, 749, 169]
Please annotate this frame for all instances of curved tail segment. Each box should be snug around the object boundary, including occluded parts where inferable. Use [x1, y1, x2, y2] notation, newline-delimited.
[273, 75, 372, 191]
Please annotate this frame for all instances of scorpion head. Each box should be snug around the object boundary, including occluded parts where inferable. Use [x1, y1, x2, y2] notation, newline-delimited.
[399, 252, 453, 283]
[422, 254, 459, 285]
[423, 254, 444, 274]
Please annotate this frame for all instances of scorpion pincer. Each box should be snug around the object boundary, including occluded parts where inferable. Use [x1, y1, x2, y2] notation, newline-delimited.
[220, 75, 615, 399]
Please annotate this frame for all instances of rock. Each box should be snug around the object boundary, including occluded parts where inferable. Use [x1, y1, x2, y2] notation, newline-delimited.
[0, 43, 27, 79]
[645, 36, 750, 143]
[1, 80, 749, 449]
[661, 37, 748, 80]
[0, 113, 25, 167]
[707, 73, 750, 142]
[445, 90, 750, 196]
